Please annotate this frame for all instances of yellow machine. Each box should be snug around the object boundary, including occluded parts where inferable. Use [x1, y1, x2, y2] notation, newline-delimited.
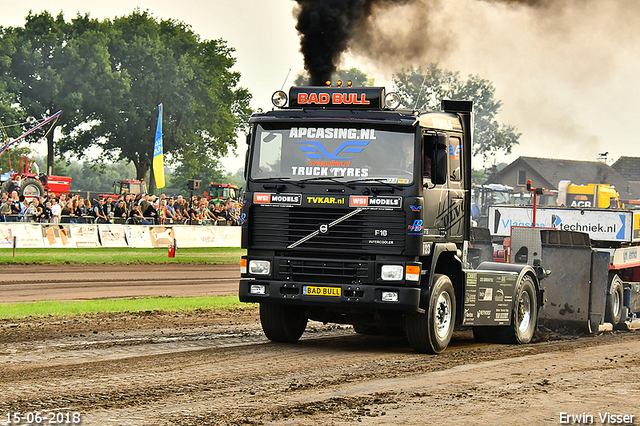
[557, 180, 620, 208]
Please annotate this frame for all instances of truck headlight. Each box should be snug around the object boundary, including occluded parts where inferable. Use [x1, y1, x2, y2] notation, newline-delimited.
[272, 90, 288, 108]
[249, 260, 271, 275]
[381, 265, 403, 281]
[384, 92, 401, 110]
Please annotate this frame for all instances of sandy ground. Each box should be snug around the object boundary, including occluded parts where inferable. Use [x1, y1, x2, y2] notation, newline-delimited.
[0, 264, 639, 426]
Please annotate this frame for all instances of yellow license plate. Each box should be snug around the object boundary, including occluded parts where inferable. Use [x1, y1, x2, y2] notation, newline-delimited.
[303, 286, 341, 297]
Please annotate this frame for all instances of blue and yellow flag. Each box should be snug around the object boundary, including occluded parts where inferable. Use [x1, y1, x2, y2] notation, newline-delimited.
[153, 104, 165, 189]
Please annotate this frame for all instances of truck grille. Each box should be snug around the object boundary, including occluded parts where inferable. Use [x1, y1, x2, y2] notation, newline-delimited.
[276, 258, 373, 284]
[250, 206, 406, 254]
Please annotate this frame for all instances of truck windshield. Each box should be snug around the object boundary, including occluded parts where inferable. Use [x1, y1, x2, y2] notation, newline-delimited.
[250, 124, 415, 184]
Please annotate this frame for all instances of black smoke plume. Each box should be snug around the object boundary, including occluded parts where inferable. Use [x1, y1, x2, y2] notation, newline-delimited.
[295, 0, 381, 86]
[294, 0, 550, 86]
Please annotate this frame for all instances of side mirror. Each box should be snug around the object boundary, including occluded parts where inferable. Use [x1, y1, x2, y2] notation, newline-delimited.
[433, 149, 448, 185]
[243, 150, 249, 181]
[424, 133, 448, 185]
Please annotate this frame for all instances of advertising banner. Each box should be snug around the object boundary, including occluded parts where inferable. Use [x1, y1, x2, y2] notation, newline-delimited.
[12, 223, 44, 247]
[124, 225, 153, 248]
[69, 224, 100, 247]
[148, 226, 175, 248]
[98, 225, 129, 247]
[0, 223, 240, 249]
[41, 224, 72, 247]
[488, 206, 632, 242]
[0, 225, 14, 248]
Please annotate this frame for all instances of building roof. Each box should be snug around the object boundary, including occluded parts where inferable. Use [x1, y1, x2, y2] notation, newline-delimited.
[488, 156, 639, 197]
[611, 156, 640, 183]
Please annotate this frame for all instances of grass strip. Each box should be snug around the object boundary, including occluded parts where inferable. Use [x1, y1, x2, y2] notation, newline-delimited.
[0, 247, 245, 264]
[0, 296, 248, 319]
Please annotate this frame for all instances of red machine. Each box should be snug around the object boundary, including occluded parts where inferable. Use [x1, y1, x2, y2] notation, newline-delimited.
[101, 180, 148, 200]
[1, 156, 71, 201]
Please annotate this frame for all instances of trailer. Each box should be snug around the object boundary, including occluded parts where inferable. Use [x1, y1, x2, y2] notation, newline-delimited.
[238, 85, 639, 354]
[489, 205, 640, 331]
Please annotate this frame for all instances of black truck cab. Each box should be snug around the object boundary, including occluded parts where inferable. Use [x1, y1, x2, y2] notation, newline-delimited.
[239, 86, 538, 354]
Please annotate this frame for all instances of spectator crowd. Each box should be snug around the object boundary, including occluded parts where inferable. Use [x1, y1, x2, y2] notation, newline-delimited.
[0, 190, 242, 226]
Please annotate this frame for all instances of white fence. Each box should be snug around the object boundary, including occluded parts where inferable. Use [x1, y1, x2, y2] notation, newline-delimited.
[0, 223, 241, 248]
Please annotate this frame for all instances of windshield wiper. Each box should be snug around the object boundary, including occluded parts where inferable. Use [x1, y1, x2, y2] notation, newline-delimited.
[297, 176, 356, 189]
[346, 178, 404, 192]
[255, 177, 305, 188]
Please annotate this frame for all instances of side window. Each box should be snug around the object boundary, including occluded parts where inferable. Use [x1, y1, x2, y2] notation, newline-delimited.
[424, 132, 448, 185]
[448, 137, 461, 182]
[422, 133, 433, 179]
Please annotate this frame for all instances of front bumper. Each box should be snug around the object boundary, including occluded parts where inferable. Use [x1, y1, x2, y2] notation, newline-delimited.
[239, 279, 421, 312]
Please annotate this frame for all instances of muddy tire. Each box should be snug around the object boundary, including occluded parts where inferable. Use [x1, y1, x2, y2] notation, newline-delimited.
[259, 303, 307, 343]
[20, 178, 45, 202]
[496, 275, 538, 344]
[605, 274, 624, 325]
[1, 179, 15, 195]
[406, 274, 456, 354]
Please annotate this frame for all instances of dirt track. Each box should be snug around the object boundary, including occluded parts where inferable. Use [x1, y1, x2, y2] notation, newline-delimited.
[1, 264, 639, 426]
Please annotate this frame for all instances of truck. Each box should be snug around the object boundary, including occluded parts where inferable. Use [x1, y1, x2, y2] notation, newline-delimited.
[557, 180, 620, 208]
[238, 85, 640, 354]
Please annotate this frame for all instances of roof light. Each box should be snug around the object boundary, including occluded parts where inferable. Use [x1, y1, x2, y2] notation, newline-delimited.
[271, 90, 288, 108]
[325, 80, 332, 86]
[384, 92, 401, 110]
[347, 80, 353, 87]
[336, 80, 343, 87]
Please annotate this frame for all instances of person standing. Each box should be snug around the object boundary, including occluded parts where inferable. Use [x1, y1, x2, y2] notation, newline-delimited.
[50, 198, 61, 223]
[93, 198, 108, 223]
[0, 193, 10, 222]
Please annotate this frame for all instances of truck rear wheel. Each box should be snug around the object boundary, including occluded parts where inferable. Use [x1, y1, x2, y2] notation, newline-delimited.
[406, 274, 456, 354]
[259, 303, 308, 343]
[496, 275, 538, 344]
[605, 274, 624, 325]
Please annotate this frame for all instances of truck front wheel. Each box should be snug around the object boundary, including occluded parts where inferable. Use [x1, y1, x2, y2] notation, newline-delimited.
[406, 274, 456, 354]
[259, 303, 308, 343]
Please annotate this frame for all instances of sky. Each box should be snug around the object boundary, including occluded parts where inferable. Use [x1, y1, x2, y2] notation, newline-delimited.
[2, 0, 640, 174]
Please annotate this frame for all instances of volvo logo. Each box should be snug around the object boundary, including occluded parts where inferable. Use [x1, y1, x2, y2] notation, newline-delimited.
[319, 224, 329, 234]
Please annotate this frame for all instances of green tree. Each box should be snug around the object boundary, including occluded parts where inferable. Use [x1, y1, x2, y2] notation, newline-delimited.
[91, 10, 251, 191]
[4, 11, 127, 175]
[393, 64, 520, 161]
[1, 10, 252, 190]
[0, 145, 32, 176]
[294, 67, 370, 86]
[169, 156, 225, 197]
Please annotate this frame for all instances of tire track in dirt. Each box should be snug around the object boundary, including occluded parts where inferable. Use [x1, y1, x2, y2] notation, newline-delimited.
[1, 264, 639, 425]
